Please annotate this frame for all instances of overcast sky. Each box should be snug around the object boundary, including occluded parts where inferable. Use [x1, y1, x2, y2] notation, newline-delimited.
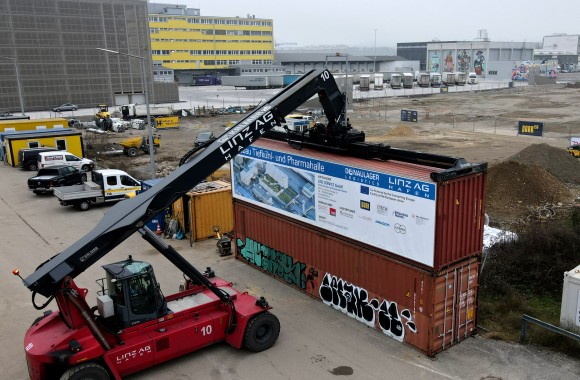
[152, 0, 580, 48]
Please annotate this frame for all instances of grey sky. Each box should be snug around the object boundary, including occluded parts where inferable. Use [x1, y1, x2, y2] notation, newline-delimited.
[154, 0, 580, 48]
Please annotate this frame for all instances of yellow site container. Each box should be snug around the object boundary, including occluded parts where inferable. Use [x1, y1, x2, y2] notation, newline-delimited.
[187, 180, 233, 242]
[155, 116, 179, 129]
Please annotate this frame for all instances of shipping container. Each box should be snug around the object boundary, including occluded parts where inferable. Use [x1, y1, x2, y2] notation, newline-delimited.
[359, 75, 370, 91]
[187, 180, 234, 242]
[231, 139, 486, 270]
[283, 74, 302, 87]
[234, 202, 480, 356]
[221, 75, 284, 89]
[138, 179, 172, 233]
[194, 76, 221, 86]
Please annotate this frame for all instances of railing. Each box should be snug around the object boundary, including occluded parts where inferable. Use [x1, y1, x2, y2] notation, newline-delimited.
[519, 314, 580, 344]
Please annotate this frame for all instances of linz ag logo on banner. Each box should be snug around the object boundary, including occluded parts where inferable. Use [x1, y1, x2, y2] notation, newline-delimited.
[518, 121, 543, 137]
[360, 200, 371, 211]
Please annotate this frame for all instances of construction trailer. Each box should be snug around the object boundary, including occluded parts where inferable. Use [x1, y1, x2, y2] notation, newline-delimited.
[2, 129, 85, 167]
[0, 118, 68, 133]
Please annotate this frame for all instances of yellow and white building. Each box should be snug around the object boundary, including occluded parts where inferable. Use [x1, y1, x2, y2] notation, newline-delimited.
[148, 3, 274, 80]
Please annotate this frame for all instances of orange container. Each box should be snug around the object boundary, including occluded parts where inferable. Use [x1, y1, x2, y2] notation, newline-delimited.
[187, 180, 233, 241]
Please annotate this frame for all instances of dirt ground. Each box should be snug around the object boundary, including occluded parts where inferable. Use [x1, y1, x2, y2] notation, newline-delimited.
[96, 83, 580, 231]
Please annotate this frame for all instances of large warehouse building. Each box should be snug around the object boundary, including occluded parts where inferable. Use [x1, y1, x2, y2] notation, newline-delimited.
[0, 0, 178, 112]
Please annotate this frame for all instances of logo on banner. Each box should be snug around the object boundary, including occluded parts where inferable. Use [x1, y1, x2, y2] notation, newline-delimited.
[394, 224, 407, 234]
[329, 208, 336, 216]
[360, 200, 371, 211]
[518, 121, 543, 137]
[375, 220, 390, 227]
[376, 204, 389, 215]
[393, 211, 408, 219]
[360, 185, 370, 195]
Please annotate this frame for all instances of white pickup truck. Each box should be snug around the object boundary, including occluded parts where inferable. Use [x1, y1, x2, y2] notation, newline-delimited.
[53, 169, 141, 211]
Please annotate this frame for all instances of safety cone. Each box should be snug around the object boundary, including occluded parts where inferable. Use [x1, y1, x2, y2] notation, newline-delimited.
[156, 223, 162, 236]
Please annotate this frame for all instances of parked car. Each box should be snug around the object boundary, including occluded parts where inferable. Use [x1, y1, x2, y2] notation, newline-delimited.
[27, 165, 87, 194]
[37, 151, 95, 171]
[52, 103, 78, 112]
[18, 147, 59, 171]
[195, 131, 215, 147]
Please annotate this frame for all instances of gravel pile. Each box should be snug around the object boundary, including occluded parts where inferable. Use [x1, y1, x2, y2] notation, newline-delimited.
[508, 143, 580, 185]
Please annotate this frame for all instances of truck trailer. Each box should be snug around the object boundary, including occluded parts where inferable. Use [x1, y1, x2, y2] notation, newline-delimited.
[417, 73, 430, 87]
[121, 104, 174, 119]
[374, 73, 384, 90]
[441, 72, 455, 86]
[402, 73, 414, 88]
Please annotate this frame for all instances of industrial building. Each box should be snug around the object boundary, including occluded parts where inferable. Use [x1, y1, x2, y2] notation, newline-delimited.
[148, 3, 275, 85]
[397, 31, 541, 81]
[0, 0, 178, 112]
[534, 34, 580, 71]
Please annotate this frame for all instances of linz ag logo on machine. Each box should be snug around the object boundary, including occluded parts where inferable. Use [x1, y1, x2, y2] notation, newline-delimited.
[116, 345, 152, 364]
[360, 200, 371, 211]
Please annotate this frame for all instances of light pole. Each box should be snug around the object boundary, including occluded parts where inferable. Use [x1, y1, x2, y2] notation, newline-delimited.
[97, 48, 156, 179]
[373, 29, 377, 73]
[0, 55, 25, 116]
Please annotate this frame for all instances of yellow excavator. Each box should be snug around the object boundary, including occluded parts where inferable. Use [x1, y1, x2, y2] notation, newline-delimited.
[95, 104, 111, 119]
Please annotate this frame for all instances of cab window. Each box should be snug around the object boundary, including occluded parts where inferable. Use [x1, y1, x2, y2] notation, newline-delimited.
[120, 175, 139, 187]
[66, 154, 80, 162]
[107, 176, 118, 186]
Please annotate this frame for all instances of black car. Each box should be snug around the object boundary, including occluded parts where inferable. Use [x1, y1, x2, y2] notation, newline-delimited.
[195, 131, 216, 147]
[28, 165, 87, 194]
[52, 103, 78, 112]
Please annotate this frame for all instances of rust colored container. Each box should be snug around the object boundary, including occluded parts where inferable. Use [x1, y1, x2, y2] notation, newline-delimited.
[231, 139, 486, 270]
[187, 180, 234, 241]
[234, 202, 479, 356]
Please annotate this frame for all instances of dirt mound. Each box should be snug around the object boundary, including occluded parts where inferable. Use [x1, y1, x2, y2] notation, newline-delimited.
[508, 143, 580, 185]
[386, 125, 415, 137]
[486, 160, 572, 219]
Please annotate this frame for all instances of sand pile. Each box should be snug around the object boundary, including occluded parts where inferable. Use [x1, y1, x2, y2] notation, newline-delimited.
[508, 143, 580, 185]
[386, 125, 415, 137]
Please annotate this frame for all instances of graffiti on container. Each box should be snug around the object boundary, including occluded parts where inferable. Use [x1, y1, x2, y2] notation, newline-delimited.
[306, 267, 319, 290]
[319, 273, 417, 342]
[237, 237, 306, 289]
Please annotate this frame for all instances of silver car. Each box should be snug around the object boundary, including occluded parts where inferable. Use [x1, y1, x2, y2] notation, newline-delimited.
[52, 103, 78, 112]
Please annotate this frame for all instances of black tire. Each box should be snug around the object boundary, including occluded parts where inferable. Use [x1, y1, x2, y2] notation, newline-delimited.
[27, 162, 38, 171]
[243, 312, 280, 352]
[81, 174, 87, 182]
[59, 362, 109, 380]
[78, 200, 90, 211]
[128, 147, 138, 157]
[81, 165, 89, 171]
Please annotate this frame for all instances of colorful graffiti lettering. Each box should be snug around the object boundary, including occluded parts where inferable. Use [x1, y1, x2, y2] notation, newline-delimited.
[237, 237, 306, 289]
[319, 273, 417, 342]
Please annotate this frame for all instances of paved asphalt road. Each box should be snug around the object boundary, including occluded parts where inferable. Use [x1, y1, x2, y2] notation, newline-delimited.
[1, 164, 579, 379]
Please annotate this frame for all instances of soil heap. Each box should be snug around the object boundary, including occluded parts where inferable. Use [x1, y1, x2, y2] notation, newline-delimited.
[507, 143, 580, 185]
[386, 125, 415, 137]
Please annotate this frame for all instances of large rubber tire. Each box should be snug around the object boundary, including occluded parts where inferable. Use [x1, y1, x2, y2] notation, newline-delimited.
[128, 147, 139, 157]
[78, 200, 90, 211]
[81, 174, 87, 182]
[81, 165, 90, 171]
[59, 362, 109, 380]
[27, 162, 38, 171]
[243, 312, 280, 352]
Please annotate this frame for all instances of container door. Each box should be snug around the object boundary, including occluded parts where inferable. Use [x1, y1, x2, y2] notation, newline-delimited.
[432, 259, 479, 354]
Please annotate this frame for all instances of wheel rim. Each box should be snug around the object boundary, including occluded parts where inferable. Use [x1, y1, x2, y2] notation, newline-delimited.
[255, 322, 272, 343]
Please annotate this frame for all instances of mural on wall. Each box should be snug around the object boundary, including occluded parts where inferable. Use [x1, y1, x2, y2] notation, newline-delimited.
[443, 50, 454, 72]
[319, 272, 417, 342]
[474, 50, 486, 75]
[429, 52, 440, 72]
[512, 62, 530, 81]
[456, 50, 471, 72]
[237, 237, 307, 289]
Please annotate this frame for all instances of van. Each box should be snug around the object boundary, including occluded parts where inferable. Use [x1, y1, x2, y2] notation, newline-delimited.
[37, 151, 94, 171]
[18, 147, 58, 171]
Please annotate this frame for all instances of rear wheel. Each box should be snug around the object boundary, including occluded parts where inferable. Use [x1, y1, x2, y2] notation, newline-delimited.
[77, 200, 90, 211]
[27, 162, 38, 171]
[81, 174, 87, 182]
[243, 312, 280, 352]
[128, 147, 138, 157]
[59, 362, 109, 380]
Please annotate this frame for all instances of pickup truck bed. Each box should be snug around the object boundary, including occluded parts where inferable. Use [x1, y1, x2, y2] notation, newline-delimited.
[53, 181, 102, 202]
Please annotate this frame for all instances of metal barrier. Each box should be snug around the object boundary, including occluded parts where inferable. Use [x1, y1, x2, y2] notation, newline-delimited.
[519, 314, 580, 344]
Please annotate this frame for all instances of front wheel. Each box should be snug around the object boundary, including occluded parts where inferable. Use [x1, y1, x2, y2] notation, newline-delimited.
[81, 174, 87, 182]
[244, 312, 280, 352]
[27, 162, 38, 171]
[127, 147, 138, 157]
[60, 362, 109, 380]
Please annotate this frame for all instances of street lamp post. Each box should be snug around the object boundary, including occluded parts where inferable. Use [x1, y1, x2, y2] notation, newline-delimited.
[373, 29, 377, 73]
[0, 55, 25, 116]
[97, 48, 156, 179]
